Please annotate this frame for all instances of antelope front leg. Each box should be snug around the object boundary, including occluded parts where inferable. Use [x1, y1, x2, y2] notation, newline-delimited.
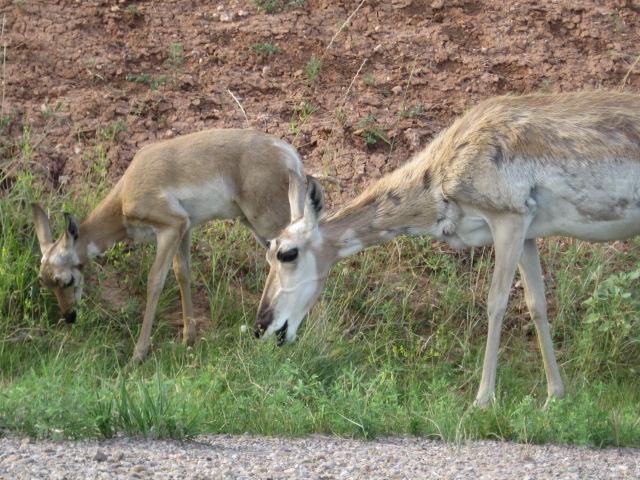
[131, 227, 182, 363]
[518, 238, 564, 404]
[173, 228, 196, 346]
[474, 213, 529, 407]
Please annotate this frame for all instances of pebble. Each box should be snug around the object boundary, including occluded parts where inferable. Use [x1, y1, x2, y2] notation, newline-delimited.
[93, 450, 108, 462]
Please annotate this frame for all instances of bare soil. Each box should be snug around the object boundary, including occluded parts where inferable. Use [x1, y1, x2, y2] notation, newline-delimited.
[2, 0, 639, 202]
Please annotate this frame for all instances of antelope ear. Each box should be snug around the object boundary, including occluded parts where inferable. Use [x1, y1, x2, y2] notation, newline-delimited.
[32, 203, 53, 254]
[288, 170, 305, 223]
[303, 175, 325, 228]
[64, 212, 79, 244]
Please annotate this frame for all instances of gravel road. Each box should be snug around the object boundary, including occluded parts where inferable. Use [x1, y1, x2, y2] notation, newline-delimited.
[1, 434, 638, 479]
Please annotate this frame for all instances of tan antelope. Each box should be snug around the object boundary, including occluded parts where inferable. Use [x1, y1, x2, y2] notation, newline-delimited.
[254, 91, 640, 406]
[33, 128, 310, 363]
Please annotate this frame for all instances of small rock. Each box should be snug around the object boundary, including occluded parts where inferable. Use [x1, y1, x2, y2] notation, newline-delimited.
[219, 12, 234, 22]
[237, 9, 249, 17]
[94, 450, 108, 462]
[391, 85, 403, 95]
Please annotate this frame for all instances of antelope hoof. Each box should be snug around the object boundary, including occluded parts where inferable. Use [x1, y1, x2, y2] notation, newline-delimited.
[543, 389, 565, 409]
[473, 392, 496, 408]
[183, 320, 196, 346]
[183, 330, 196, 346]
[130, 345, 150, 364]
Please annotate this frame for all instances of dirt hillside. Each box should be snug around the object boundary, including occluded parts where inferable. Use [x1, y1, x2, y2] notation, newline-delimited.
[2, 0, 639, 202]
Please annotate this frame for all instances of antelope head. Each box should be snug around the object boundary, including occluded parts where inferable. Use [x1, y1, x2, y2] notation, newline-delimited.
[32, 203, 84, 323]
[254, 176, 332, 344]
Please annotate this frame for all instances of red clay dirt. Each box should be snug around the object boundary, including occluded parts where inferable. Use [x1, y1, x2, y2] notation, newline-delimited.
[2, 0, 639, 203]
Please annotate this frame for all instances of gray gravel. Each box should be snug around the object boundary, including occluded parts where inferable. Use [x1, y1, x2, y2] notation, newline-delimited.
[1, 434, 638, 479]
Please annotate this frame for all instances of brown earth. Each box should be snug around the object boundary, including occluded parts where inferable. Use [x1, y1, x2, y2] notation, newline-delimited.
[2, 0, 639, 203]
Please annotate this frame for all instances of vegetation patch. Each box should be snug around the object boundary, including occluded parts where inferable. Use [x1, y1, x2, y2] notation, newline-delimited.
[1, 127, 639, 446]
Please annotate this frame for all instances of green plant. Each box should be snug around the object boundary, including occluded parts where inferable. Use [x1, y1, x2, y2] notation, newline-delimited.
[165, 42, 184, 70]
[39, 98, 63, 119]
[123, 4, 143, 21]
[125, 73, 167, 90]
[579, 268, 640, 375]
[357, 114, 391, 148]
[253, 0, 306, 14]
[304, 55, 322, 83]
[96, 120, 127, 142]
[362, 73, 376, 86]
[396, 103, 425, 119]
[251, 43, 281, 56]
[289, 100, 318, 135]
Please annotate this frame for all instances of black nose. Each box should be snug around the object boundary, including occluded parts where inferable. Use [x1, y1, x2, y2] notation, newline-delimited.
[275, 321, 288, 346]
[63, 311, 76, 324]
[254, 307, 274, 338]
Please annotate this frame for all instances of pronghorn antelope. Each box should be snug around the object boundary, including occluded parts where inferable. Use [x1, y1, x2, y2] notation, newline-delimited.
[33, 128, 309, 363]
[255, 91, 640, 406]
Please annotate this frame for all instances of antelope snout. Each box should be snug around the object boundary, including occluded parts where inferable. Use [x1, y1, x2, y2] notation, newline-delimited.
[63, 310, 77, 324]
[254, 307, 274, 338]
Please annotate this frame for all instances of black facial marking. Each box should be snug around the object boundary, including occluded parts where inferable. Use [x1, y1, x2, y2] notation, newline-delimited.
[255, 307, 274, 338]
[63, 310, 77, 324]
[277, 247, 299, 263]
[422, 170, 432, 191]
[309, 180, 323, 215]
[491, 142, 506, 167]
[275, 321, 288, 346]
[455, 141, 469, 153]
[64, 213, 79, 241]
[387, 192, 402, 206]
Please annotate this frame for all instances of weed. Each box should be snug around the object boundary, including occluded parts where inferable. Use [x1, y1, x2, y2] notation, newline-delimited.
[251, 43, 281, 56]
[253, 0, 306, 14]
[396, 103, 425, 119]
[334, 108, 347, 127]
[96, 120, 127, 143]
[362, 73, 376, 87]
[357, 114, 391, 148]
[304, 55, 322, 83]
[39, 98, 63, 119]
[165, 42, 184, 70]
[289, 100, 318, 135]
[125, 73, 167, 91]
[123, 4, 143, 22]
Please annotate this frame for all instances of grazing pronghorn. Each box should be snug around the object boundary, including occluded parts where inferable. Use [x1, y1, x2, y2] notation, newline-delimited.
[33, 128, 309, 363]
[255, 91, 640, 406]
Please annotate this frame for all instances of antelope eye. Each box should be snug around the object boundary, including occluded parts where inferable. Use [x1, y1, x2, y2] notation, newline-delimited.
[277, 248, 299, 263]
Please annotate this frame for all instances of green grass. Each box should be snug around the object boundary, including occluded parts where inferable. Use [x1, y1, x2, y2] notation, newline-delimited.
[304, 55, 322, 83]
[251, 43, 281, 56]
[253, 0, 306, 14]
[358, 114, 391, 148]
[1, 130, 640, 446]
[125, 73, 167, 91]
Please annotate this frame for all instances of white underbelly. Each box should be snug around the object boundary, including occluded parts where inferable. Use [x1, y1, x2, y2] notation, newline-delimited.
[166, 178, 242, 225]
[530, 201, 640, 241]
[125, 223, 157, 243]
[439, 198, 640, 249]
